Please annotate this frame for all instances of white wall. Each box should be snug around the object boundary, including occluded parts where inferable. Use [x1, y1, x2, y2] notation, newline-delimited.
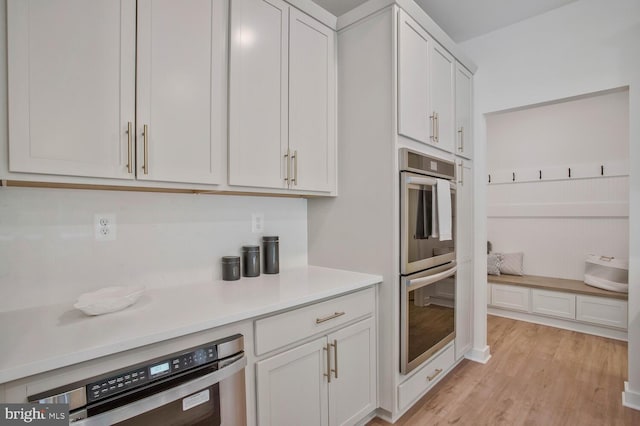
[0, 187, 308, 312]
[460, 0, 640, 408]
[486, 90, 629, 280]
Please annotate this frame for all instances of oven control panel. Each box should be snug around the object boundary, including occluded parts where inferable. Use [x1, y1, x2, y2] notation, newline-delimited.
[87, 344, 218, 402]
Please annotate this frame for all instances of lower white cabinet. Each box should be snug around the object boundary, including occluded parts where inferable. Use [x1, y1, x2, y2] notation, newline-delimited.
[256, 317, 376, 426]
[576, 295, 628, 329]
[489, 283, 628, 332]
[455, 260, 473, 360]
[397, 344, 454, 411]
[491, 284, 530, 312]
[531, 289, 576, 320]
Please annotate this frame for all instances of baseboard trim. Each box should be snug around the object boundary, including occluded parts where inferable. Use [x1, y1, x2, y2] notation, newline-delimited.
[623, 382, 640, 411]
[465, 345, 491, 364]
[488, 308, 628, 341]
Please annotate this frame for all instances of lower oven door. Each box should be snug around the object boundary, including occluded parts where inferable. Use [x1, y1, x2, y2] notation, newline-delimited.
[74, 354, 247, 426]
[400, 263, 457, 375]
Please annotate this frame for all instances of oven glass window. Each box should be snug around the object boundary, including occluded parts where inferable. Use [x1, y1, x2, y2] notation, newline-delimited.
[407, 276, 455, 365]
[407, 185, 456, 264]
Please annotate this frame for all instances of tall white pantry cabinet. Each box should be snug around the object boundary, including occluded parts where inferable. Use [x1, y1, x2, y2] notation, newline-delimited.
[308, 2, 475, 422]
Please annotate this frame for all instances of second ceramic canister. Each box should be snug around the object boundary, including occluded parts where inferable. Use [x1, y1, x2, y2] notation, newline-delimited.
[242, 245, 260, 277]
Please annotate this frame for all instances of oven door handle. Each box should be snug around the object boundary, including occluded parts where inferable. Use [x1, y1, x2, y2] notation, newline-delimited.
[406, 265, 457, 292]
[406, 175, 456, 190]
[72, 353, 246, 425]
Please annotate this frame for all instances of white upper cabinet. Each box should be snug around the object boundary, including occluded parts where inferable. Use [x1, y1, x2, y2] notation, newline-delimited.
[8, 0, 225, 185]
[397, 10, 455, 154]
[229, 0, 336, 193]
[455, 63, 473, 159]
[229, 0, 289, 190]
[8, 0, 136, 179]
[397, 11, 430, 145]
[289, 9, 336, 192]
[430, 43, 455, 153]
[136, 0, 226, 184]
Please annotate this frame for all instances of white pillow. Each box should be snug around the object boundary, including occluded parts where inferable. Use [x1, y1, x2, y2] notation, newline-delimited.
[487, 253, 502, 276]
[499, 252, 524, 276]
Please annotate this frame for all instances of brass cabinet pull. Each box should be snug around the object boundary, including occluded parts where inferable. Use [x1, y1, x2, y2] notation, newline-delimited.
[331, 339, 338, 379]
[126, 122, 133, 174]
[284, 149, 290, 183]
[142, 124, 149, 175]
[435, 113, 439, 143]
[458, 126, 464, 152]
[458, 161, 464, 186]
[291, 150, 298, 186]
[323, 344, 331, 383]
[315, 311, 345, 324]
[427, 368, 443, 382]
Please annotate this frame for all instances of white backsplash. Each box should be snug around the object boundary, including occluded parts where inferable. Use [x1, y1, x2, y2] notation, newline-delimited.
[0, 187, 308, 312]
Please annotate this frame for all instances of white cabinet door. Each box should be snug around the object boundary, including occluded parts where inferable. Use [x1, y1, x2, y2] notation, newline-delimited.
[256, 337, 329, 426]
[229, 0, 289, 189]
[397, 10, 431, 145]
[456, 159, 473, 263]
[328, 318, 376, 426]
[289, 9, 336, 193]
[455, 260, 473, 360]
[576, 295, 628, 329]
[531, 289, 576, 320]
[136, 0, 225, 184]
[430, 43, 455, 153]
[491, 284, 530, 313]
[8, 0, 136, 179]
[455, 63, 473, 159]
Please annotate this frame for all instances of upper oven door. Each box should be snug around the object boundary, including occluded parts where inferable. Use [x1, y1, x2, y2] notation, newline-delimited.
[401, 171, 456, 275]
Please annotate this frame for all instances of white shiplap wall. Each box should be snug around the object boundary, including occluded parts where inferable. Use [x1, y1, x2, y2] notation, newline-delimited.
[486, 90, 629, 280]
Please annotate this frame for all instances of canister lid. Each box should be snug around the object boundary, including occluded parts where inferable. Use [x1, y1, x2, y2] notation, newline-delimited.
[222, 256, 240, 264]
[262, 236, 279, 242]
[242, 245, 260, 252]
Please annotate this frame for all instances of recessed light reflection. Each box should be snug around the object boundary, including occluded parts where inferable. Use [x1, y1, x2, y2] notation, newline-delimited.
[239, 28, 255, 48]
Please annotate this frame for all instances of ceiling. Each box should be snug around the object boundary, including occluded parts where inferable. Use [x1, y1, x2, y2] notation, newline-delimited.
[311, 0, 579, 42]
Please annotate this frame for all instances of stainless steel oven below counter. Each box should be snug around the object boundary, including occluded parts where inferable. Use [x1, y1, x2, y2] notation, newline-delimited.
[29, 335, 247, 425]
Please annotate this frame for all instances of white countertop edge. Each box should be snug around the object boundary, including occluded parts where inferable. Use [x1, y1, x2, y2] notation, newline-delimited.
[0, 268, 382, 384]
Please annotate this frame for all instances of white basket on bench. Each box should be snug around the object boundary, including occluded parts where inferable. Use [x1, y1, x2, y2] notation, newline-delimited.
[584, 255, 628, 293]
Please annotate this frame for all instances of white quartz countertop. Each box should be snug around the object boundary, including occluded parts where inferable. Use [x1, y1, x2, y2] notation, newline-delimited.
[0, 266, 381, 384]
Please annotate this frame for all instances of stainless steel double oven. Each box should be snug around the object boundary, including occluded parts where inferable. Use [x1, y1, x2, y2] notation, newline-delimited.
[400, 148, 457, 374]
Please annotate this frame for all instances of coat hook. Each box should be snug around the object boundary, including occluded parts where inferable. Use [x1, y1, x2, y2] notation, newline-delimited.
[488, 174, 491, 183]
[601, 165, 604, 176]
[539, 170, 542, 180]
[568, 168, 571, 178]
[512, 172, 515, 182]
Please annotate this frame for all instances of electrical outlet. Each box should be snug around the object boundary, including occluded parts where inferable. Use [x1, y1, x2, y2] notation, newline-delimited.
[251, 213, 264, 233]
[95, 214, 117, 241]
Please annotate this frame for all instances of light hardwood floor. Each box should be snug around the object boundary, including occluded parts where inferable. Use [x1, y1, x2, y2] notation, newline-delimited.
[369, 315, 640, 425]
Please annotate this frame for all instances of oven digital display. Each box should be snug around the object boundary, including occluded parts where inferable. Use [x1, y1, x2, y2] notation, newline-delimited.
[149, 362, 170, 377]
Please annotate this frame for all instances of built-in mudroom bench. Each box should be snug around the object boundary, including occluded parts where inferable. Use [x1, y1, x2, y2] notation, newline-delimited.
[488, 274, 628, 340]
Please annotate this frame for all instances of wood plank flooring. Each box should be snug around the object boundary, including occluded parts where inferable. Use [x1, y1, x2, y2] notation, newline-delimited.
[368, 316, 640, 425]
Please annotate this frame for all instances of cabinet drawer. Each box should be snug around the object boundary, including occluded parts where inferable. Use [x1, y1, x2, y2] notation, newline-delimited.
[531, 289, 576, 320]
[255, 287, 375, 356]
[491, 284, 530, 312]
[398, 344, 454, 411]
[576, 295, 628, 329]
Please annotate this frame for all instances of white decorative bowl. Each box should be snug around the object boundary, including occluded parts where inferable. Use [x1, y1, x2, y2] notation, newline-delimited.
[74, 285, 145, 316]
